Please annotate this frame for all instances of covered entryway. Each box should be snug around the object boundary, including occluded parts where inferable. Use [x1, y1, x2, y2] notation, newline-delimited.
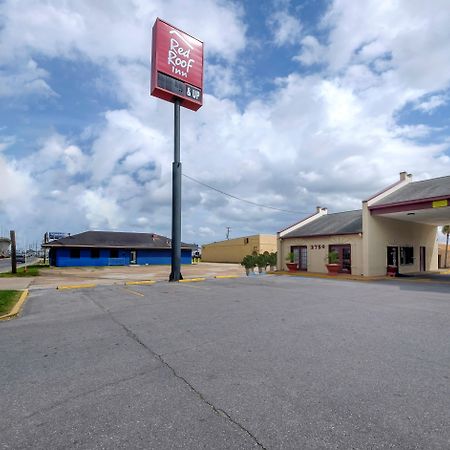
[367, 173, 450, 276]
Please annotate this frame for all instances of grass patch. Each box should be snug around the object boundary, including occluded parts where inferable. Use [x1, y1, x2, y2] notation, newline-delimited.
[0, 290, 21, 315]
[0, 265, 40, 277]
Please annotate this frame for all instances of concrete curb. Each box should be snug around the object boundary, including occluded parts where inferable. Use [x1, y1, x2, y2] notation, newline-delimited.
[268, 271, 385, 282]
[0, 289, 29, 321]
[178, 278, 206, 283]
[57, 284, 97, 290]
[215, 275, 241, 279]
[124, 281, 156, 286]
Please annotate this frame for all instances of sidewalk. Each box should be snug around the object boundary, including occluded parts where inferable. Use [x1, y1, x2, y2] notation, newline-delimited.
[3, 263, 245, 290]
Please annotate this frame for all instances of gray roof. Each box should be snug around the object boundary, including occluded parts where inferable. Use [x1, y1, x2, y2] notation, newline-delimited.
[43, 231, 194, 249]
[372, 175, 450, 206]
[283, 210, 362, 238]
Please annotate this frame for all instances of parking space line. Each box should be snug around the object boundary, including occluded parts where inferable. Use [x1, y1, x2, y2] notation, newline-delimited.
[122, 287, 145, 297]
[124, 280, 156, 286]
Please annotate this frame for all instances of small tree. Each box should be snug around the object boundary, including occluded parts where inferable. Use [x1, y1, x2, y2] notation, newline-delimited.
[267, 252, 277, 270]
[255, 254, 267, 273]
[443, 225, 450, 268]
[241, 254, 256, 275]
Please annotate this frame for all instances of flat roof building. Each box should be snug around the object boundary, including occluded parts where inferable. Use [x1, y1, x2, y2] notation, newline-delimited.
[202, 234, 277, 263]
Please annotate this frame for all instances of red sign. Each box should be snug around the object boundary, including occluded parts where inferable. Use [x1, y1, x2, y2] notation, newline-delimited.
[151, 18, 204, 111]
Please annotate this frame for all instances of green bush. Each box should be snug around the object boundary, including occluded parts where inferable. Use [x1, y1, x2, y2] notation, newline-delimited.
[241, 254, 256, 269]
[326, 251, 339, 264]
[267, 252, 277, 267]
[285, 252, 295, 263]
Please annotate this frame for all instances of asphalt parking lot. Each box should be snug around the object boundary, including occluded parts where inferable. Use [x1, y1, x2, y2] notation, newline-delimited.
[1, 276, 450, 449]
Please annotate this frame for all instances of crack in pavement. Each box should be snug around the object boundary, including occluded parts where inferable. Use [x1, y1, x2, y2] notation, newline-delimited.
[87, 292, 267, 449]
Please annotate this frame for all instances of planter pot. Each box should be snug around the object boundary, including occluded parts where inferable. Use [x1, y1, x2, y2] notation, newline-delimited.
[386, 265, 397, 277]
[326, 263, 340, 275]
[286, 262, 298, 272]
[270, 266, 276, 272]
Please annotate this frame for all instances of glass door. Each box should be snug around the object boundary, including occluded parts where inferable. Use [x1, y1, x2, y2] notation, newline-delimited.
[291, 246, 308, 270]
[130, 250, 137, 264]
[329, 244, 351, 274]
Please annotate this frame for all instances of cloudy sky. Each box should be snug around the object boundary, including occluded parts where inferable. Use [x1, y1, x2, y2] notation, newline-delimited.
[1, 0, 450, 249]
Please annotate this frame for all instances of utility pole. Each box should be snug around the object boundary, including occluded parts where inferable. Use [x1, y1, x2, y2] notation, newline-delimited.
[10, 230, 16, 274]
[226, 227, 231, 240]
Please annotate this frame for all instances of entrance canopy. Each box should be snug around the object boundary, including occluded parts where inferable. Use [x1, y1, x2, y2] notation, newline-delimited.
[369, 175, 450, 225]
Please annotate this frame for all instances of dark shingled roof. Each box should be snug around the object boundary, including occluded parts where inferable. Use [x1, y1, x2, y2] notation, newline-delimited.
[43, 231, 194, 249]
[372, 175, 450, 206]
[282, 210, 362, 238]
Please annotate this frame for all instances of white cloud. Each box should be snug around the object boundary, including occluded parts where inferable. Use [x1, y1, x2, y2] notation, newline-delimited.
[0, 59, 56, 98]
[78, 190, 124, 230]
[414, 94, 449, 113]
[1, 0, 450, 247]
[294, 36, 326, 66]
[268, 11, 302, 46]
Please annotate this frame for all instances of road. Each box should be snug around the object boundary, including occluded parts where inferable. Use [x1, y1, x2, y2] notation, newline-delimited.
[1, 276, 450, 448]
[0, 258, 12, 273]
[0, 257, 39, 274]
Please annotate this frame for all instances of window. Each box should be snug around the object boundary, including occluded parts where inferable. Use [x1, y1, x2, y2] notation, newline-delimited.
[91, 249, 100, 259]
[110, 249, 119, 258]
[70, 249, 80, 259]
[400, 246, 414, 265]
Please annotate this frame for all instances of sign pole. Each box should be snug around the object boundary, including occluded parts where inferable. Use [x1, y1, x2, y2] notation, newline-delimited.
[169, 98, 182, 281]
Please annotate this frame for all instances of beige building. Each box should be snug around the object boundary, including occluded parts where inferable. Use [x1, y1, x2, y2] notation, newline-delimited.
[202, 234, 277, 263]
[438, 243, 450, 268]
[278, 172, 450, 276]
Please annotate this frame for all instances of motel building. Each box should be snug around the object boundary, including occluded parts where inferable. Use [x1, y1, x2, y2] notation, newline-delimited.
[277, 172, 450, 277]
[42, 231, 194, 267]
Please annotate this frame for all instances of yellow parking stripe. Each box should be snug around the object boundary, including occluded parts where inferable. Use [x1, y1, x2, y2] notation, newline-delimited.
[178, 277, 206, 283]
[57, 284, 96, 290]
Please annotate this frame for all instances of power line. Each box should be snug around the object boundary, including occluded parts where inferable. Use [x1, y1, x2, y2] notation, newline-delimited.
[182, 173, 309, 215]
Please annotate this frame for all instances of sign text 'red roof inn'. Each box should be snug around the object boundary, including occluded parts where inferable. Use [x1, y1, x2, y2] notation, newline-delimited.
[150, 18, 204, 111]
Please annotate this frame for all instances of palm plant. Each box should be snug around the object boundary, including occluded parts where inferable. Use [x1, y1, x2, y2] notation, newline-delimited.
[443, 225, 450, 268]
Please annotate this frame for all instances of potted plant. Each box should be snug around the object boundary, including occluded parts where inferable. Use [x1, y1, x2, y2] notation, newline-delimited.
[325, 251, 340, 275]
[256, 254, 267, 273]
[285, 252, 297, 272]
[241, 254, 256, 276]
[267, 252, 277, 271]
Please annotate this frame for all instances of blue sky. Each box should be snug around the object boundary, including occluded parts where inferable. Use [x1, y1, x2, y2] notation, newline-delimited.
[1, 0, 450, 249]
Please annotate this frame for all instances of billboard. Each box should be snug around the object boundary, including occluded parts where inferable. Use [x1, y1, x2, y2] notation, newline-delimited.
[151, 18, 203, 111]
[45, 232, 69, 243]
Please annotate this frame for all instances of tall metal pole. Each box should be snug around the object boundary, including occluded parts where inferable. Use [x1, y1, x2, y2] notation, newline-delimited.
[10, 230, 17, 274]
[169, 98, 183, 281]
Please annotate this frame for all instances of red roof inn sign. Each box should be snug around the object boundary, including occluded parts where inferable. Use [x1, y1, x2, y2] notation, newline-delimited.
[151, 18, 204, 111]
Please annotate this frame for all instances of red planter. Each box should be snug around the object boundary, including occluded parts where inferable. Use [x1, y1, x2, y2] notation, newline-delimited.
[386, 265, 397, 277]
[326, 264, 340, 275]
[286, 263, 298, 272]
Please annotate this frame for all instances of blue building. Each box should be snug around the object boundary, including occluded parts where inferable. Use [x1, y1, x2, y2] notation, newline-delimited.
[43, 231, 194, 267]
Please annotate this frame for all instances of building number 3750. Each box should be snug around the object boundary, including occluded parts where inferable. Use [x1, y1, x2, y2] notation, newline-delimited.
[186, 86, 200, 100]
